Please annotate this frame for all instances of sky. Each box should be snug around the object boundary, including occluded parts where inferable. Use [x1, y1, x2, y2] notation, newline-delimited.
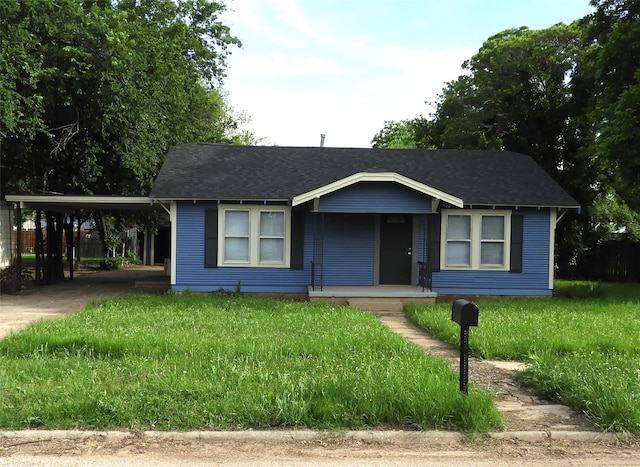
[220, 0, 595, 148]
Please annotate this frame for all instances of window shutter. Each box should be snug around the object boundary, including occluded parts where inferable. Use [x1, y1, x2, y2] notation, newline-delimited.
[205, 208, 218, 268]
[428, 213, 441, 272]
[290, 206, 305, 270]
[510, 214, 523, 273]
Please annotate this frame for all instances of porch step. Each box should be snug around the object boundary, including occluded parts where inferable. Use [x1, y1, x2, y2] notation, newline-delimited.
[347, 298, 405, 313]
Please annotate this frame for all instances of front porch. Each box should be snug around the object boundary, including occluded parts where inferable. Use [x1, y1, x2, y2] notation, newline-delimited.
[308, 285, 437, 312]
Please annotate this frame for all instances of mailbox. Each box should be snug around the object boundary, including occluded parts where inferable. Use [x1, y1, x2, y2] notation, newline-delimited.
[451, 299, 479, 395]
[451, 299, 479, 328]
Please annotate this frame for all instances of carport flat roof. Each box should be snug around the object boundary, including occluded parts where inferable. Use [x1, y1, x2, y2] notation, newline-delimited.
[4, 195, 163, 212]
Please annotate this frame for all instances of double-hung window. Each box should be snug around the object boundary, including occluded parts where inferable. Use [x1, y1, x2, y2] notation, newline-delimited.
[218, 205, 290, 267]
[442, 210, 510, 270]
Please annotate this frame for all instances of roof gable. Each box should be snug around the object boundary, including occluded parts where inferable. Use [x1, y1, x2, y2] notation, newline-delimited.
[150, 144, 580, 209]
[291, 172, 463, 208]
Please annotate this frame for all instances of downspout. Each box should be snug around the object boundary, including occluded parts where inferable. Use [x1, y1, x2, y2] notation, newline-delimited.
[549, 208, 558, 290]
[170, 201, 177, 286]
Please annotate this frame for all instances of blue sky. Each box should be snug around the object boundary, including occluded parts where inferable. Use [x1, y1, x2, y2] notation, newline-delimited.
[221, 0, 595, 148]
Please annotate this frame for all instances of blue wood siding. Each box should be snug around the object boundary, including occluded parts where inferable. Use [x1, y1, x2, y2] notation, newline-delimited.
[318, 214, 375, 285]
[174, 204, 378, 291]
[174, 202, 312, 292]
[432, 209, 552, 295]
[318, 182, 432, 213]
[174, 202, 553, 296]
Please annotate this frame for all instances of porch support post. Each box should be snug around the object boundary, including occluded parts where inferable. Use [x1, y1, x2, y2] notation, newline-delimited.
[320, 212, 324, 290]
[423, 214, 428, 264]
[312, 211, 325, 291]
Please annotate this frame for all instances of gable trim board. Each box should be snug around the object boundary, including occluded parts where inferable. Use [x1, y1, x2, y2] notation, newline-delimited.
[292, 172, 463, 209]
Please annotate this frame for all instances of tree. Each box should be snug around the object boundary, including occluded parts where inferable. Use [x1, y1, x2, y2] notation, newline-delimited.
[372, 5, 640, 276]
[428, 25, 599, 276]
[0, 0, 245, 282]
[585, 0, 640, 238]
[0, 1, 46, 146]
[371, 117, 437, 149]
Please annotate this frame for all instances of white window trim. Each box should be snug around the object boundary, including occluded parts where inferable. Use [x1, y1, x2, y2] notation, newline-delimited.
[440, 209, 511, 270]
[217, 205, 291, 268]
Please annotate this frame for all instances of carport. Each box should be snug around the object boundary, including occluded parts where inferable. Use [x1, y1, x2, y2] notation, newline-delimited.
[5, 195, 166, 282]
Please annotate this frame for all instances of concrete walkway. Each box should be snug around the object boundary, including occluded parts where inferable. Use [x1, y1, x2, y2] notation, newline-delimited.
[369, 309, 596, 433]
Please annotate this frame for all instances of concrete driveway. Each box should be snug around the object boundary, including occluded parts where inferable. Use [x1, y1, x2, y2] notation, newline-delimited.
[0, 265, 165, 340]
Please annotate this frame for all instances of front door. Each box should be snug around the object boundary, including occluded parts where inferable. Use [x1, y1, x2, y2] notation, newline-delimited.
[379, 215, 413, 284]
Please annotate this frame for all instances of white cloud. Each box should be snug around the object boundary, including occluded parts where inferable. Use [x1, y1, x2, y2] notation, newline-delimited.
[222, 1, 476, 147]
[226, 44, 474, 147]
[230, 52, 341, 78]
[271, 0, 323, 41]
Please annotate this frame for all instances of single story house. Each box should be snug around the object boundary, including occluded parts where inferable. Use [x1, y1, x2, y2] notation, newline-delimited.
[149, 143, 579, 300]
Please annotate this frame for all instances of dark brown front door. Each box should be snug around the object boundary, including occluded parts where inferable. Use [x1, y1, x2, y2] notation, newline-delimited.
[379, 215, 412, 284]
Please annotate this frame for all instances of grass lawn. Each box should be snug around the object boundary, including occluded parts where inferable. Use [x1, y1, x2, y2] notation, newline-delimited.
[406, 282, 640, 433]
[0, 295, 501, 432]
[18, 254, 103, 268]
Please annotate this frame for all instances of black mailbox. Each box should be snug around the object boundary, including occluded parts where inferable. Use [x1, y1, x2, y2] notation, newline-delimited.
[451, 299, 479, 395]
[451, 299, 479, 327]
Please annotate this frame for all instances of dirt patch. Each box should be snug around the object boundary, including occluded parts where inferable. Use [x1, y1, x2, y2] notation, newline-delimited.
[1, 432, 638, 466]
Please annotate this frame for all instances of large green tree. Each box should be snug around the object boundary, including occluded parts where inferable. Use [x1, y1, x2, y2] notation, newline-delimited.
[585, 0, 640, 239]
[1, 0, 242, 197]
[1, 0, 246, 281]
[373, 3, 640, 277]
[371, 117, 436, 149]
[375, 24, 597, 276]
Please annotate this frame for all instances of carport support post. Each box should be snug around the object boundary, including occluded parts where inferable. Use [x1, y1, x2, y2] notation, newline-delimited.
[68, 213, 74, 281]
[15, 202, 22, 272]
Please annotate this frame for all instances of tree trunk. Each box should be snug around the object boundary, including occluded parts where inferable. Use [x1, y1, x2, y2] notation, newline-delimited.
[94, 212, 110, 260]
[45, 211, 65, 283]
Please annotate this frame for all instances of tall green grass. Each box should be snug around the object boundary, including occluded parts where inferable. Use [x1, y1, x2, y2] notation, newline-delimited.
[406, 282, 640, 433]
[0, 295, 501, 432]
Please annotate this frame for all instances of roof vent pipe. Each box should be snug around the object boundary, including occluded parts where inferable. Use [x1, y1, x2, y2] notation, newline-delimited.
[320, 134, 325, 147]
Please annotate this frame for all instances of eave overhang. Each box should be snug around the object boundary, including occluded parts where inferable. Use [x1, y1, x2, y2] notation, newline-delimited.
[4, 195, 162, 212]
[291, 172, 464, 208]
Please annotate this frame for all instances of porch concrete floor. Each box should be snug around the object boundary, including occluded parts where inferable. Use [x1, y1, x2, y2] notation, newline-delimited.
[307, 285, 436, 299]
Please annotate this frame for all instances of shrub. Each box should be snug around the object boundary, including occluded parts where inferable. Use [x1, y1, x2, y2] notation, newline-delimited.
[0, 263, 33, 294]
[101, 256, 127, 270]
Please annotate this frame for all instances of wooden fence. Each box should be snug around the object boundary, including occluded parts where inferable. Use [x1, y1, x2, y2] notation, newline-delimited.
[13, 230, 108, 258]
[580, 239, 640, 282]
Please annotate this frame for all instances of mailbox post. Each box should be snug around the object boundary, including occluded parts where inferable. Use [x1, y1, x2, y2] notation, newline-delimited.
[451, 299, 479, 395]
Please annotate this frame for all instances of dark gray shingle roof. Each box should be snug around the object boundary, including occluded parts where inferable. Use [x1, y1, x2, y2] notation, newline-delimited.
[150, 144, 579, 208]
